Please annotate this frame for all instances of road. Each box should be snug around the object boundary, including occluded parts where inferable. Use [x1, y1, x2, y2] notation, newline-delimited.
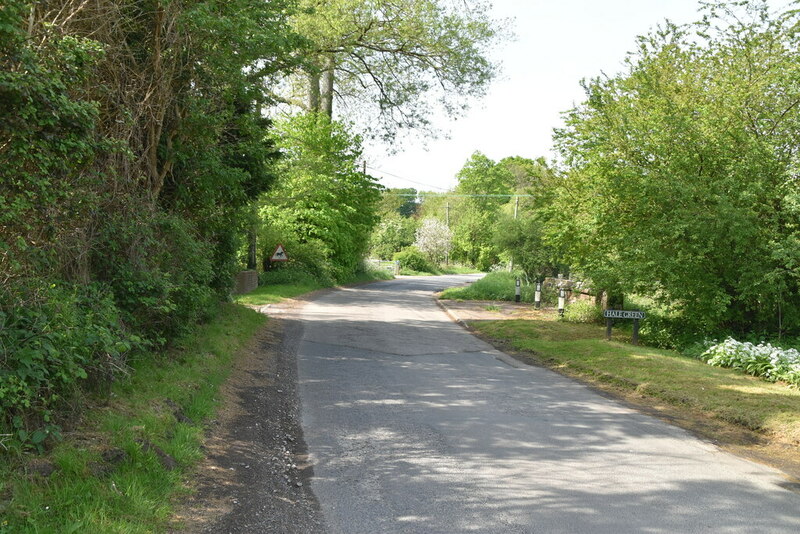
[296, 275, 800, 533]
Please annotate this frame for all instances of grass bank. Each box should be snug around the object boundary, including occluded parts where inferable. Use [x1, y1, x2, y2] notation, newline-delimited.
[399, 265, 482, 276]
[0, 303, 266, 533]
[236, 267, 393, 306]
[470, 315, 800, 449]
[440, 271, 555, 303]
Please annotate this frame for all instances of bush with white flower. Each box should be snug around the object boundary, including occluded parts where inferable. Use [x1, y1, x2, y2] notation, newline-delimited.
[701, 338, 800, 387]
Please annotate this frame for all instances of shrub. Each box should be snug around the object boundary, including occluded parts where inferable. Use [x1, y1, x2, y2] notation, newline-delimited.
[93, 211, 217, 347]
[701, 338, 800, 386]
[259, 265, 322, 287]
[393, 247, 434, 273]
[562, 300, 603, 323]
[262, 238, 337, 287]
[0, 283, 141, 450]
[370, 217, 416, 260]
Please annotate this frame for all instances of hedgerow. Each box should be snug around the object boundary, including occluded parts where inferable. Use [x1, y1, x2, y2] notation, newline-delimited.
[0, 0, 303, 450]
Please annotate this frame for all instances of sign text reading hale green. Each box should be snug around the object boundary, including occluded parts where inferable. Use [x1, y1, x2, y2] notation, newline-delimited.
[603, 310, 646, 320]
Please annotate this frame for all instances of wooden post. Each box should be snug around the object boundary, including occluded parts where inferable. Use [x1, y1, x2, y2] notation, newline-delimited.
[445, 202, 450, 265]
[606, 318, 612, 341]
[632, 319, 640, 346]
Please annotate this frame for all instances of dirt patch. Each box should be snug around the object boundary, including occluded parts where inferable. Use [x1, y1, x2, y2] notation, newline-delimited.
[439, 299, 800, 485]
[172, 297, 325, 533]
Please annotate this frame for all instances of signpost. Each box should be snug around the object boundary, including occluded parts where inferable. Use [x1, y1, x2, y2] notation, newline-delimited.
[603, 309, 646, 345]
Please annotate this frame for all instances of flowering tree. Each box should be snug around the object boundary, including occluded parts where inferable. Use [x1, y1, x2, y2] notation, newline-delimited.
[414, 218, 452, 264]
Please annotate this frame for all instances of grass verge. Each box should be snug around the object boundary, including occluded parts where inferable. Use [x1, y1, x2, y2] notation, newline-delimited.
[470, 315, 800, 449]
[235, 268, 393, 306]
[441, 271, 544, 302]
[235, 281, 323, 306]
[0, 303, 266, 533]
[399, 265, 483, 276]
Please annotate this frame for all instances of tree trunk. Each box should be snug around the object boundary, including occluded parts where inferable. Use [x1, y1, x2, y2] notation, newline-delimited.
[308, 70, 321, 112]
[321, 55, 335, 117]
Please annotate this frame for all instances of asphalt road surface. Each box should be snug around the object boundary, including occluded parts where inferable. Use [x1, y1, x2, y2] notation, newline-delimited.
[296, 275, 800, 533]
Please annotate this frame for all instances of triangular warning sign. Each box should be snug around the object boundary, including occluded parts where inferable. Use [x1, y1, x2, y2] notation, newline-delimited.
[270, 244, 288, 262]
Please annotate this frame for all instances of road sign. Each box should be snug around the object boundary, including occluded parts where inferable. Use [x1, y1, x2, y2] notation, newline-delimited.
[270, 244, 288, 262]
[604, 309, 645, 345]
[603, 310, 645, 320]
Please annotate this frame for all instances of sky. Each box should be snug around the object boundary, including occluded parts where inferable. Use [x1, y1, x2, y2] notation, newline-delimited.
[363, 0, 709, 192]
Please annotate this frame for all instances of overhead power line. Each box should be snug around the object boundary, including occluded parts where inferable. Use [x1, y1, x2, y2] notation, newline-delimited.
[365, 165, 449, 192]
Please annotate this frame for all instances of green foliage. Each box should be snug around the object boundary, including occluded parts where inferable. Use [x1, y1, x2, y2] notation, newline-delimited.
[260, 113, 381, 282]
[289, 0, 502, 141]
[494, 215, 560, 281]
[550, 2, 800, 337]
[0, 284, 141, 450]
[91, 212, 217, 347]
[376, 188, 419, 219]
[370, 216, 417, 260]
[561, 300, 603, 324]
[1, 303, 265, 531]
[393, 247, 435, 273]
[445, 152, 514, 269]
[1, 1, 108, 283]
[701, 338, 800, 387]
[0, 0, 303, 446]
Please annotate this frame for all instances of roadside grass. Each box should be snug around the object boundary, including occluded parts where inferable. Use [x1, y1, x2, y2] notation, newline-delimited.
[439, 265, 482, 275]
[396, 264, 482, 276]
[235, 267, 392, 306]
[441, 271, 540, 302]
[0, 303, 266, 533]
[235, 281, 323, 305]
[471, 317, 800, 445]
[347, 269, 394, 284]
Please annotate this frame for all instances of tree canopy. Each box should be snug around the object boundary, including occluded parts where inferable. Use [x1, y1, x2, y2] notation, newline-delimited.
[282, 0, 502, 142]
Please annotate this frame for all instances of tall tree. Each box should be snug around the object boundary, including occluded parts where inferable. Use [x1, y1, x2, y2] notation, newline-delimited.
[449, 152, 513, 268]
[283, 0, 501, 142]
[260, 113, 382, 280]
